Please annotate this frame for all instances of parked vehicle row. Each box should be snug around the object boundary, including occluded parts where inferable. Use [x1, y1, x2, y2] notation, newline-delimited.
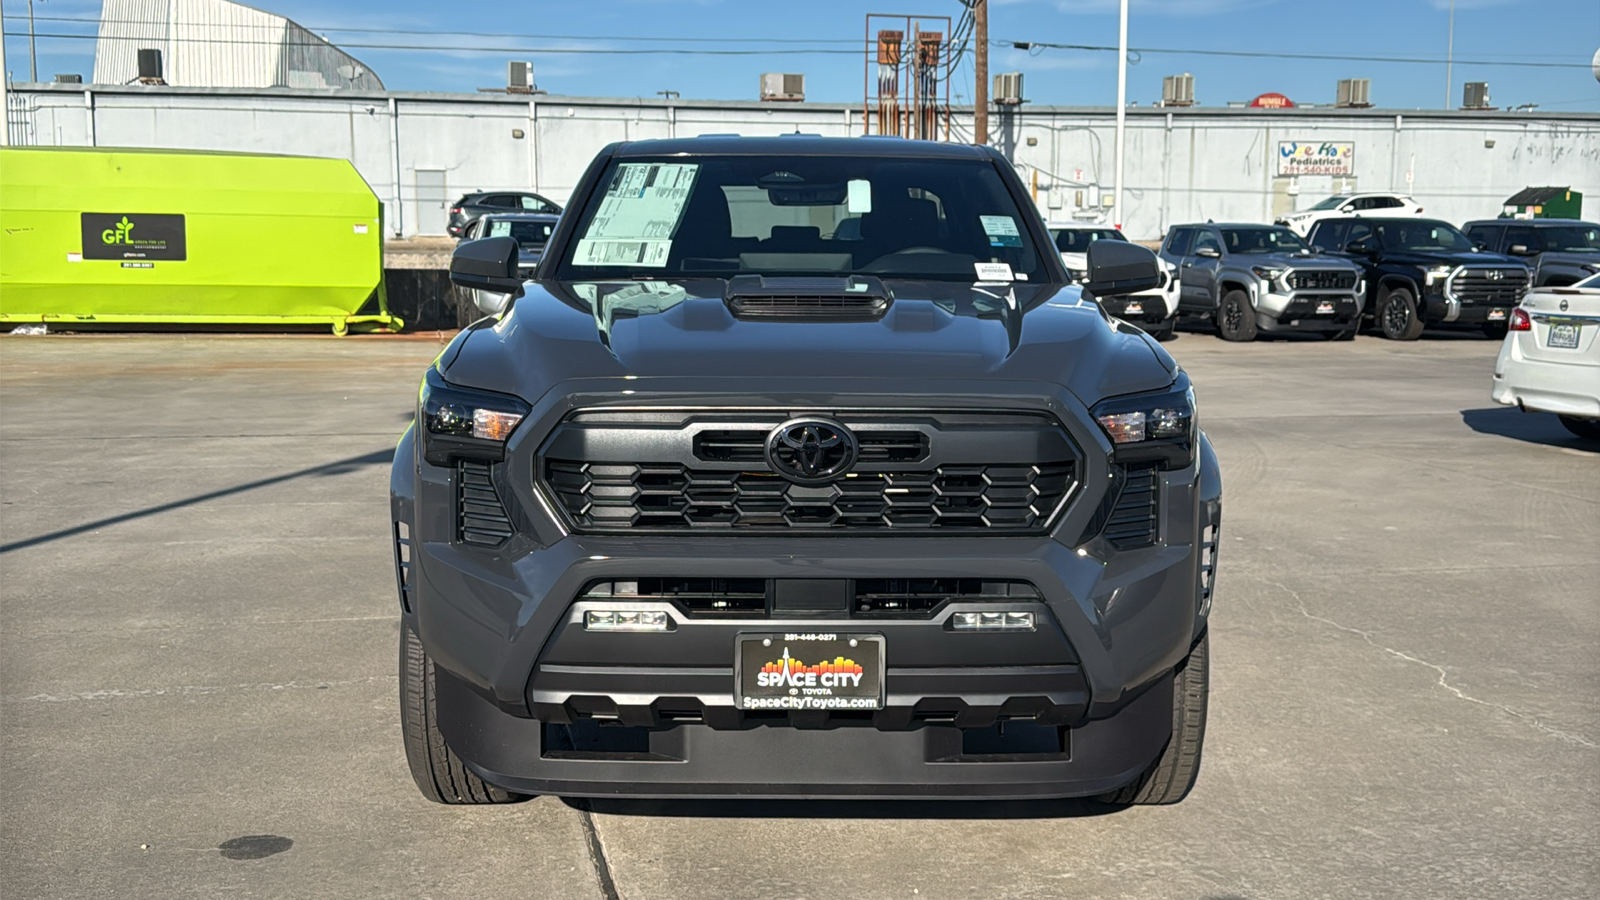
[1049, 224, 1179, 340]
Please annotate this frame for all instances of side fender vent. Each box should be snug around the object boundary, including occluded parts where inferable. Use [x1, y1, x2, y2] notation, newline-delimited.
[458, 460, 514, 546]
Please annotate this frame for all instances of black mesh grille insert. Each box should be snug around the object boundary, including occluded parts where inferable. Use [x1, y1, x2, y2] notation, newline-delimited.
[582, 578, 768, 617]
[854, 578, 1041, 616]
[692, 429, 929, 464]
[1103, 464, 1159, 549]
[458, 460, 514, 545]
[546, 461, 1074, 533]
[1288, 269, 1358, 290]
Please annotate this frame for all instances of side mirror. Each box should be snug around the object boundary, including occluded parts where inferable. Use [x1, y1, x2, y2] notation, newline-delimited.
[1340, 205, 1355, 212]
[450, 236, 525, 314]
[1508, 244, 1533, 256]
[1194, 246, 1221, 259]
[1084, 240, 1160, 297]
[1344, 238, 1373, 255]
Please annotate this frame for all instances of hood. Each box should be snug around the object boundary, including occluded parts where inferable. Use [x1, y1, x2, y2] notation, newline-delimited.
[1238, 251, 1358, 269]
[1381, 250, 1525, 268]
[442, 278, 1178, 407]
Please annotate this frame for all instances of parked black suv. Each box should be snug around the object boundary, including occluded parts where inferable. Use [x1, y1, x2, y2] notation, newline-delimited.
[393, 136, 1221, 805]
[448, 191, 562, 237]
[1308, 217, 1530, 340]
[1462, 219, 1600, 288]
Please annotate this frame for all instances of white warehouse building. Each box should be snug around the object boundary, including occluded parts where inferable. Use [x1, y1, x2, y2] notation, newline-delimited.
[93, 0, 383, 91]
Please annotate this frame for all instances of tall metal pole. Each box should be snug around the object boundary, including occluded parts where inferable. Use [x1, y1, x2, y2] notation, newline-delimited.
[1444, 0, 1455, 109]
[1113, 0, 1128, 229]
[27, 0, 36, 83]
[1, 0, 10, 145]
[973, 0, 987, 146]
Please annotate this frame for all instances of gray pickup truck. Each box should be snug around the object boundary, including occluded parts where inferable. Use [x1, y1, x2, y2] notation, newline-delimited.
[1159, 222, 1367, 341]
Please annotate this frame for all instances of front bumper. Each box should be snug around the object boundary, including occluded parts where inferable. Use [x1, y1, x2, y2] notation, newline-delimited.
[1252, 288, 1362, 332]
[394, 413, 1221, 798]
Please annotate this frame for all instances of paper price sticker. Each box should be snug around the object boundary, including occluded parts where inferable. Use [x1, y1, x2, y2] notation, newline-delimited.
[979, 215, 1023, 248]
[974, 262, 1015, 282]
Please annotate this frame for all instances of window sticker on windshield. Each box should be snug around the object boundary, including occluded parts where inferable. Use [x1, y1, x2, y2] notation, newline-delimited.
[489, 221, 512, 237]
[975, 261, 1015, 282]
[575, 162, 700, 266]
[979, 215, 1023, 248]
[847, 179, 873, 214]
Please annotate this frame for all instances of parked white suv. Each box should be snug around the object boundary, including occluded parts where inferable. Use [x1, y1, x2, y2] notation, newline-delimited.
[1277, 193, 1423, 237]
[1050, 223, 1179, 340]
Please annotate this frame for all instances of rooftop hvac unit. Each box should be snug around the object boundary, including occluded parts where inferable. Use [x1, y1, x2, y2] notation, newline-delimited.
[993, 72, 1024, 106]
[760, 72, 805, 102]
[507, 61, 533, 94]
[1336, 78, 1371, 108]
[54, 73, 83, 84]
[136, 48, 165, 85]
[1463, 81, 1491, 109]
[1162, 73, 1195, 107]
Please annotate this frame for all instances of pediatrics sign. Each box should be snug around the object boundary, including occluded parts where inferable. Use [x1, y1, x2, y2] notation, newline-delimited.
[1276, 141, 1355, 177]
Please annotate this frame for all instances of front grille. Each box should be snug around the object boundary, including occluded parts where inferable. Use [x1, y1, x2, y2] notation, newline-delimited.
[1287, 269, 1358, 291]
[1450, 267, 1529, 305]
[547, 461, 1073, 532]
[1103, 464, 1160, 549]
[540, 411, 1080, 535]
[457, 460, 514, 545]
[693, 429, 928, 464]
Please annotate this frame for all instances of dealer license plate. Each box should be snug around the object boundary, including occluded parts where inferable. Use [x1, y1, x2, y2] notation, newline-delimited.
[1125, 301, 1144, 316]
[1488, 308, 1507, 321]
[1315, 301, 1335, 315]
[1548, 323, 1581, 350]
[736, 632, 885, 711]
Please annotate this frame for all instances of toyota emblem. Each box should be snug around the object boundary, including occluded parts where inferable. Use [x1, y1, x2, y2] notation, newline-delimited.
[1486, 270, 1504, 281]
[766, 418, 857, 484]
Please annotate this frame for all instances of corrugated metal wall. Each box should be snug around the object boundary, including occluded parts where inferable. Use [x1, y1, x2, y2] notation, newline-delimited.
[91, 0, 383, 90]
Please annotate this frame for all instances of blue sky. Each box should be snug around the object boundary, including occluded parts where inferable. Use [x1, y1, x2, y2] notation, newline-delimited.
[5, 0, 1598, 111]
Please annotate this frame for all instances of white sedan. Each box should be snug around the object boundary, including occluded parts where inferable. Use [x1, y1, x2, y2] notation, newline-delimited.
[1492, 272, 1600, 440]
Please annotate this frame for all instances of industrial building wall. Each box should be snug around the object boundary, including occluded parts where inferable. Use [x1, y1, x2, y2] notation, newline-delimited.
[8, 84, 1597, 239]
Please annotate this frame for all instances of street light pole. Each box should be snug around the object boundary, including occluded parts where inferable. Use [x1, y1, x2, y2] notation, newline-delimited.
[1, 0, 10, 145]
[27, 0, 37, 83]
[1444, 0, 1455, 109]
[1112, 0, 1127, 229]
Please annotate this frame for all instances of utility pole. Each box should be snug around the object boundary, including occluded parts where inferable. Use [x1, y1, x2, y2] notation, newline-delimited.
[1444, 0, 1455, 109]
[1112, 0, 1127, 229]
[973, 0, 987, 146]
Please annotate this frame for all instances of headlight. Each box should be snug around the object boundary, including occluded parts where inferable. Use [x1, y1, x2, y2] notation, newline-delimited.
[1424, 265, 1454, 287]
[1092, 371, 1197, 469]
[418, 366, 530, 466]
[1251, 266, 1286, 291]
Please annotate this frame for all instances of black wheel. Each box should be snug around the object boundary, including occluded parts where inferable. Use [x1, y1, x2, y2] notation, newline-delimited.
[1146, 319, 1177, 342]
[1215, 291, 1257, 342]
[401, 626, 522, 804]
[1482, 321, 1509, 340]
[1559, 416, 1600, 440]
[1378, 287, 1425, 340]
[1097, 630, 1209, 806]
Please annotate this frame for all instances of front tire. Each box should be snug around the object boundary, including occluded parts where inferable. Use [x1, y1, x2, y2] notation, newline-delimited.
[1097, 630, 1210, 806]
[1146, 318, 1177, 342]
[400, 626, 522, 804]
[1216, 291, 1258, 342]
[1559, 416, 1600, 440]
[1378, 287, 1425, 340]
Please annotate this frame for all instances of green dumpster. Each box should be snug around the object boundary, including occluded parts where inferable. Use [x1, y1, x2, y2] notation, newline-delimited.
[0, 147, 402, 334]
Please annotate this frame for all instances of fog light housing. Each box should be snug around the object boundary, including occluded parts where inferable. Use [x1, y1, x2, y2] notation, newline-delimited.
[584, 610, 672, 632]
[950, 611, 1035, 631]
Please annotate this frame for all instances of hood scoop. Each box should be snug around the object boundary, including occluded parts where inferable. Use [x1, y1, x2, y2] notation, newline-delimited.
[725, 275, 891, 320]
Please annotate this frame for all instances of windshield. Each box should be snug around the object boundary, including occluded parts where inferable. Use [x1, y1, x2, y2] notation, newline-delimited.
[1376, 221, 1475, 253]
[1309, 196, 1349, 211]
[487, 219, 555, 248]
[1052, 228, 1124, 253]
[1537, 225, 1600, 253]
[1220, 227, 1309, 254]
[557, 155, 1048, 282]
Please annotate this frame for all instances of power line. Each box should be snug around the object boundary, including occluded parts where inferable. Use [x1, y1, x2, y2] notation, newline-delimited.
[3, 31, 865, 55]
[1004, 40, 1596, 70]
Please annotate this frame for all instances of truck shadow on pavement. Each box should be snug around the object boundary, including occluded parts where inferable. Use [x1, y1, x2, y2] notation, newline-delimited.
[0, 447, 394, 554]
[570, 796, 1122, 821]
[1461, 407, 1598, 451]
